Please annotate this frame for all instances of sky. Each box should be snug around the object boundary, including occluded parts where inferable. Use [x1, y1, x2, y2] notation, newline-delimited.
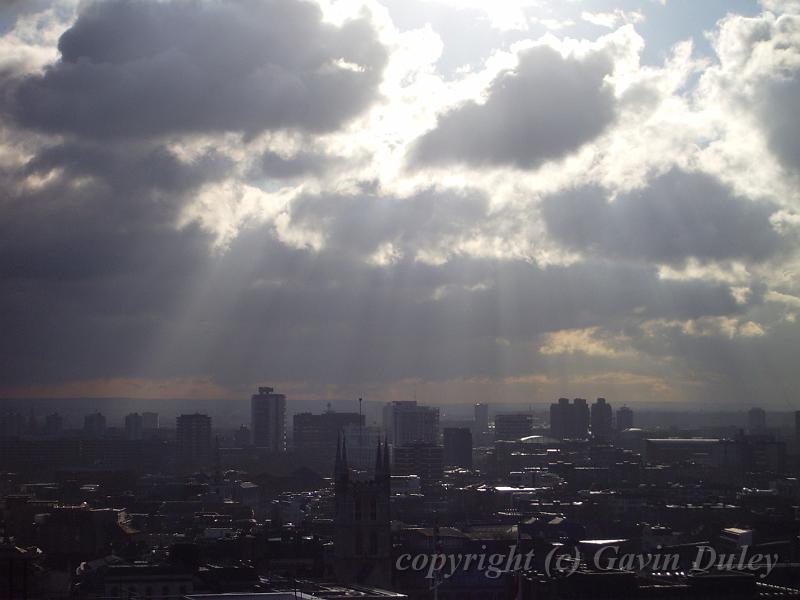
[0, 0, 799, 409]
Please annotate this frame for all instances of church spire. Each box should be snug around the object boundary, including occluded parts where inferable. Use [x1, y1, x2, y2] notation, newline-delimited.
[335, 432, 348, 483]
[375, 439, 383, 478]
[335, 433, 342, 474]
[383, 436, 390, 482]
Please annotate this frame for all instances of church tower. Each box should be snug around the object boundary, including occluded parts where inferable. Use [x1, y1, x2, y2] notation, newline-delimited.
[334, 435, 392, 588]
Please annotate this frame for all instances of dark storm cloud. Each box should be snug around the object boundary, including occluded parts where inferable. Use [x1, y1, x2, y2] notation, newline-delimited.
[2, 0, 387, 139]
[411, 45, 617, 170]
[541, 169, 788, 264]
[0, 141, 223, 281]
[25, 141, 232, 196]
[173, 232, 745, 385]
[0, 160, 750, 387]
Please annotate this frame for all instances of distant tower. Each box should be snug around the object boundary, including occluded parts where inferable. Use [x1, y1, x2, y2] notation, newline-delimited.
[334, 436, 392, 588]
[141, 411, 159, 431]
[251, 386, 286, 452]
[83, 412, 106, 437]
[474, 403, 489, 433]
[616, 406, 634, 431]
[443, 427, 473, 468]
[550, 397, 571, 439]
[44, 413, 63, 436]
[572, 398, 590, 439]
[176, 413, 212, 469]
[590, 398, 613, 442]
[125, 412, 143, 440]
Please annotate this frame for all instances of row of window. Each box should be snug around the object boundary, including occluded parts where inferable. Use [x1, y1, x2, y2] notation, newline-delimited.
[354, 497, 379, 521]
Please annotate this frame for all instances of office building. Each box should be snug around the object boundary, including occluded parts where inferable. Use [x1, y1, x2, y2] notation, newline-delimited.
[616, 405, 634, 431]
[343, 423, 383, 473]
[573, 398, 590, 438]
[443, 427, 472, 468]
[0, 412, 24, 438]
[176, 413, 212, 467]
[591, 398, 613, 442]
[550, 398, 590, 439]
[393, 443, 444, 491]
[494, 413, 533, 441]
[43, 413, 63, 436]
[233, 425, 251, 447]
[141, 412, 159, 431]
[83, 412, 106, 437]
[124, 412, 143, 441]
[383, 401, 439, 446]
[294, 410, 364, 454]
[474, 403, 489, 433]
[251, 386, 286, 452]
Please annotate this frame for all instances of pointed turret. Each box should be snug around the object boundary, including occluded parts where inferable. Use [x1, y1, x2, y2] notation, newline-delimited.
[335, 433, 342, 477]
[340, 433, 349, 484]
[383, 437, 390, 476]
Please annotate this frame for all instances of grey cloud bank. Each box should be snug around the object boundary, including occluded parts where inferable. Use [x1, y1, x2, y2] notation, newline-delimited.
[3, 0, 387, 138]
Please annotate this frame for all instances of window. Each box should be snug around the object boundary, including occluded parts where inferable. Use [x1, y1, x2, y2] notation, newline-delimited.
[354, 497, 362, 520]
[370, 497, 377, 521]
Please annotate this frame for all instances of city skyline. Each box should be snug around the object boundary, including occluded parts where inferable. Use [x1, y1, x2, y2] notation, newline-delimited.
[1, 0, 799, 410]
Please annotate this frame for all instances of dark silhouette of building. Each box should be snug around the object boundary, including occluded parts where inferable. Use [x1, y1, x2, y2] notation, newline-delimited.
[393, 443, 444, 491]
[573, 398, 589, 438]
[334, 436, 392, 588]
[591, 397, 613, 442]
[443, 427, 472, 468]
[176, 413, 212, 468]
[141, 411, 159, 431]
[0, 412, 24, 439]
[382, 401, 439, 445]
[251, 386, 286, 452]
[473, 404, 491, 446]
[616, 405, 634, 431]
[550, 398, 589, 439]
[44, 412, 63, 436]
[494, 413, 533, 441]
[124, 412, 143, 440]
[83, 412, 106, 437]
[233, 424, 251, 446]
[550, 398, 570, 439]
[293, 410, 364, 455]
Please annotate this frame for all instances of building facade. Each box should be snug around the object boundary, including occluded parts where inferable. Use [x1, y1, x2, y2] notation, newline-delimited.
[176, 413, 212, 468]
[334, 437, 392, 588]
[590, 398, 613, 442]
[443, 427, 473, 468]
[382, 401, 439, 446]
[251, 386, 286, 452]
